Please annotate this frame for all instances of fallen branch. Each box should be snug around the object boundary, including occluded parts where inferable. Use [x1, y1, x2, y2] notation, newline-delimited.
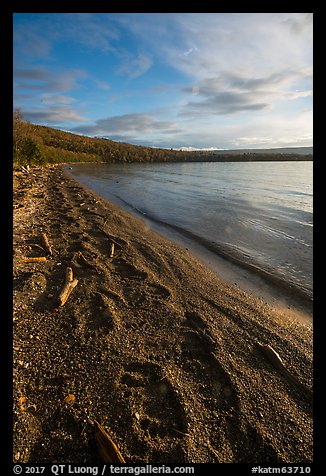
[23, 257, 47, 262]
[171, 428, 190, 437]
[41, 232, 52, 256]
[256, 342, 309, 394]
[94, 420, 126, 463]
[103, 216, 110, 227]
[57, 267, 78, 307]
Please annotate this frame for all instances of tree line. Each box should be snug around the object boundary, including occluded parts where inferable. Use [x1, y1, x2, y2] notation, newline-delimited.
[13, 109, 313, 167]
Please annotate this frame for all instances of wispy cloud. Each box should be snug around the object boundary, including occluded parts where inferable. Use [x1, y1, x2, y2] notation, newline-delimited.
[180, 67, 312, 117]
[23, 105, 87, 124]
[117, 52, 152, 78]
[56, 13, 119, 53]
[14, 68, 49, 80]
[40, 95, 76, 104]
[14, 13, 120, 58]
[14, 67, 87, 93]
[181, 92, 270, 116]
[94, 80, 111, 91]
[74, 113, 182, 138]
[13, 28, 52, 59]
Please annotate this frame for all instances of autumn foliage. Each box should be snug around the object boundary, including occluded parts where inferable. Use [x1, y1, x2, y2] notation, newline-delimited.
[13, 109, 312, 166]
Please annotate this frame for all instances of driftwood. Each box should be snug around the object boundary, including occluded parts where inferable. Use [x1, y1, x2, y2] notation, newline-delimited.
[256, 342, 306, 390]
[57, 267, 78, 307]
[41, 232, 52, 256]
[94, 420, 126, 463]
[23, 257, 47, 262]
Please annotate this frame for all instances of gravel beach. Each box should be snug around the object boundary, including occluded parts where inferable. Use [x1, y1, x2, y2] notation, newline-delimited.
[13, 164, 313, 464]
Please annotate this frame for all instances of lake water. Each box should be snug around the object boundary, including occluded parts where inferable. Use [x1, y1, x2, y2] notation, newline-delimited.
[68, 161, 313, 307]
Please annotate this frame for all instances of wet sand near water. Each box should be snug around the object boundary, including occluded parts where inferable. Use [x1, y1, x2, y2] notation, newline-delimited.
[13, 164, 313, 463]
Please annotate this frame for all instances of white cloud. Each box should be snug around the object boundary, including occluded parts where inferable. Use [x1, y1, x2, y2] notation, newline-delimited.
[180, 67, 312, 117]
[169, 13, 312, 80]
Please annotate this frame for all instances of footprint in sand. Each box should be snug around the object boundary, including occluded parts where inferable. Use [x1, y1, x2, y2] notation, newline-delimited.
[112, 258, 148, 281]
[28, 409, 94, 463]
[119, 280, 172, 310]
[146, 282, 171, 301]
[118, 361, 187, 443]
[181, 316, 238, 412]
[179, 314, 243, 461]
[84, 292, 118, 335]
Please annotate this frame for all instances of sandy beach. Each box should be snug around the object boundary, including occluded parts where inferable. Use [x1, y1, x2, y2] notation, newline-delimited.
[13, 164, 313, 464]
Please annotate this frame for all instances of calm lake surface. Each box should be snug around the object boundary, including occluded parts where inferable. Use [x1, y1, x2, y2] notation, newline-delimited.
[69, 161, 313, 304]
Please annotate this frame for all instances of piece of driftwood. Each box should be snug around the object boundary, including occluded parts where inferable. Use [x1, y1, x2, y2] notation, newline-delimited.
[256, 342, 304, 389]
[110, 243, 115, 258]
[41, 232, 52, 256]
[23, 257, 47, 262]
[94, 420, 126, 463]
[57, 267, 78, 307]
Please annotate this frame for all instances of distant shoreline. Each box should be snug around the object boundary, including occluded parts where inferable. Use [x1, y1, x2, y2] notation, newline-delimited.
[14, 120, 313, 167]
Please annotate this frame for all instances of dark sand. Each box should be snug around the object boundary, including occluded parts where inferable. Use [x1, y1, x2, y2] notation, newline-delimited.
[13, 165, 313, 464]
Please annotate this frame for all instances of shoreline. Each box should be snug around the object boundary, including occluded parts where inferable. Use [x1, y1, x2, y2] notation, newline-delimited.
[13, 164, 313, 463]
[112, 200, 313, 325]
[66, 165, 312, 326]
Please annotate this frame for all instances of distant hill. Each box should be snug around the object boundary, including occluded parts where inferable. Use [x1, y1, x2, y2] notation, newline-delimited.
[206, 147, 313, 155]
[13, 116, 313, 166]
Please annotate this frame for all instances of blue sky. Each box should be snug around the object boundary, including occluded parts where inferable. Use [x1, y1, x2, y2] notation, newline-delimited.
[13, 13, 313, 150]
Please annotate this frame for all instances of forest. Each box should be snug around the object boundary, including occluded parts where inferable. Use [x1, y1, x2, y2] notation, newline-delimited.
[13, 110, 313, 167]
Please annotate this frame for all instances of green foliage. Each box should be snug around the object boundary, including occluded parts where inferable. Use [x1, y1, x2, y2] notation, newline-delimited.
[12, 116, 313, 166]
[21, 138, 44, 164]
